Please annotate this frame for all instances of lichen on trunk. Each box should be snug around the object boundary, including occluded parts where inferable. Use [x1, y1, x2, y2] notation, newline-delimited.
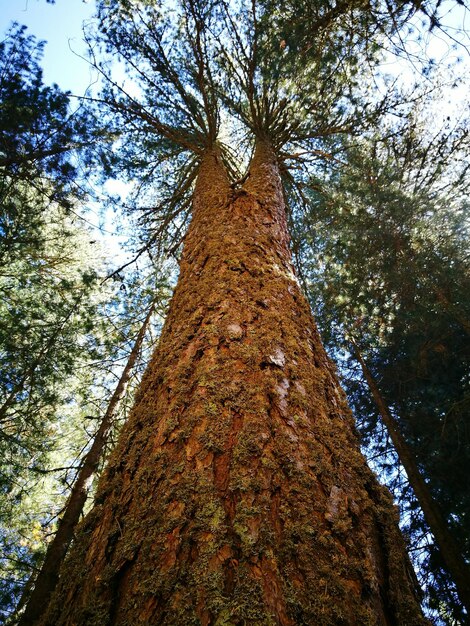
[40, 142, 428, 626]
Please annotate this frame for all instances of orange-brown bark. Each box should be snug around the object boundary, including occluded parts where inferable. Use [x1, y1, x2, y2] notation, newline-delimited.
[41, 143, 428, 626]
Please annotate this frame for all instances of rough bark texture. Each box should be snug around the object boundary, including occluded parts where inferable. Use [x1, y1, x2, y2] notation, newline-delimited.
[18, 301, 156, 626]
[41, 143, 428, 626]
[350, 338, 470, 615]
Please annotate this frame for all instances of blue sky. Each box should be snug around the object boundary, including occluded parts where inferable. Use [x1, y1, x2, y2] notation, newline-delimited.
[1, 0, 96, 94]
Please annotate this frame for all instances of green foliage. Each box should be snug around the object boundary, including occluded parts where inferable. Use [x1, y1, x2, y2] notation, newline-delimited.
[0, 24, 173, 621]
[299, 99, 470, 622]
[0, 24, 100, 206]
[89, 0, 425, 260]
[216, 0, 381, 147]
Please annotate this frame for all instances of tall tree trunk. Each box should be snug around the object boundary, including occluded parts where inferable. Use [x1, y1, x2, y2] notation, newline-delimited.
[349, 336, 470, 614]
[41, 143, 428, 625]
[18, 300, 156, 626]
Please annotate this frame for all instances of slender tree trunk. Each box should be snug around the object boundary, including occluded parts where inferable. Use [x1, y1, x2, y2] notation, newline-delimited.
[41, 143, 428, 625]
[18, 300, 156, 626]
[349, 336, 470, 614]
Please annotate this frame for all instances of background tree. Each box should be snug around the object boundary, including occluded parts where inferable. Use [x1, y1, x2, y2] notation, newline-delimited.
[0, 25, 171, 622]
[0, 24, 98, 204]
[297, 98, 469, 621]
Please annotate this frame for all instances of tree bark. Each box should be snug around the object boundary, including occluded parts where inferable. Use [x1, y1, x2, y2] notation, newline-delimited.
[41, 143, 428, 625]
[349, 336, 470, 615]
[18, 300, 156, 626]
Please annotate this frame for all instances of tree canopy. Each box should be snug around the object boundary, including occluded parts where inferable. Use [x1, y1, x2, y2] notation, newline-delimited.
[298, 99, 469, 620]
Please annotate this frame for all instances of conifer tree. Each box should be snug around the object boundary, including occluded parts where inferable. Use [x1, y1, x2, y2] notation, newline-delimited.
[35, 0, 462, 623]
[0, 24, 126, 619]
[0, 23, 103, 542]
[300, 105, 469, 620]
